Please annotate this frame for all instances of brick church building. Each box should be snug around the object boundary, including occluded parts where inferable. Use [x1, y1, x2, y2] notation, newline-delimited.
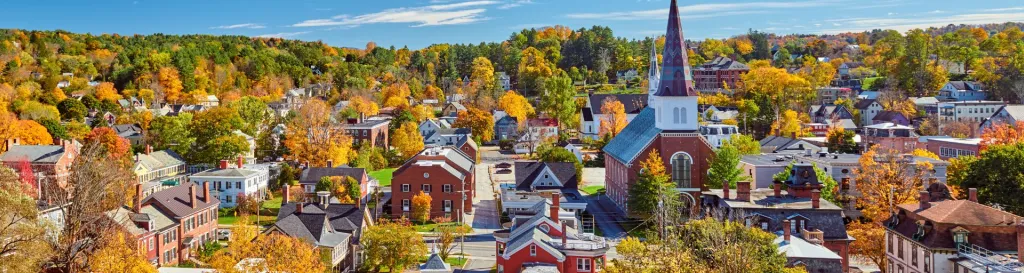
[603, 0, 715, 213]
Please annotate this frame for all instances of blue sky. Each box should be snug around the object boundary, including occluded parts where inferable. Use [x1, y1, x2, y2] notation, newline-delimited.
[2, 0, 1023, 49]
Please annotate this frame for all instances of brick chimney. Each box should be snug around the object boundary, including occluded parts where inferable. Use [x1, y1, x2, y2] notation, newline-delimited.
[283, 185, 291, 204]
[219, 160, 228, 169]
[919, 190, 930, 210]
[134, 184, 143, 213]
[969, 188, 978, 202]
[790, 132, 797, 139]
[723, 180, 731, 200]
[189, 184, 197, 209]
[550, 192, 560, 223]
[327, 160, 334, 168]
[202, 182, 210, 203]
[773, 180, 782, 198]
[1017, 220, 1024, 264]
[783, 219, 791, 242]
[236, 155, 244, 168]
[811, 189, 820, 209]
[296, 203, 304, 214]
[561, 222, 567, 247]
[145, 145, 152, 155]
[737, 181, 751, 202]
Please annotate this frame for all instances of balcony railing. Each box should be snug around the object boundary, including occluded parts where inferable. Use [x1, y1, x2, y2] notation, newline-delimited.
[957, 243, 1024, 272]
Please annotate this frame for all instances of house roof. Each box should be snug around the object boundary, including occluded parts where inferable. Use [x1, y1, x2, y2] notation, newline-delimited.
[346, 119, 390, 129]
[947, 81, 983, 91]
[581, 107, 594, 122]
[603, 107, 662, 164]
[276, 203, 366, 244]
[420, 253, 452, 272]
[394, 147, 474, 181]
[759, 136, 817, 153]
[192, 167, 260, 178]
[299, 167, 367, 185]
[143, 182, 219, 218]
[898, 200, 1022, 227]
[447, 102, 467, 111]
[774, 232, 843, 260]
[134, 150, 185, 172]
[825, 118, 858, 130]
[112, 124, 143, 138]
[703, 189, 848, 240]
[0, 142, 77, 164]
[996, 105, 1024, 121]
[513, 161, 579, 191]
[871, 111, 906, 122]
[853, 99, 876, 109]
[889, 185, 1023, 251]
[271, 208, 351, 247]
[588, 94, 649, 115]
[697, 56, 750, 71]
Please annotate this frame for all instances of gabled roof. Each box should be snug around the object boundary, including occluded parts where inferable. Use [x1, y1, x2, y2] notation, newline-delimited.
[853, 99, 877, 109]
[143, 182, 218, 218]
[135, 150, 185, 171]
[420, 253, 452, 272]
[276, 203, 366, 244]
[697, 56, 750, 71]
[112, 124, 143, 138]
[192, 168, 260, 178]
[898, 200, 1022, 226]
[871, 111, 907, 122]
[0, 142, 78, 164]
[603, 108, 661, 164]
[759, 136, 812, 153]
[947, 81, 983, 91]
[299, 167, 367, 185]
[996, 105, 1024, 121]
[514, 161, 579, 191]
[588, 94, 648, 115]
[272, 209, 350, 247]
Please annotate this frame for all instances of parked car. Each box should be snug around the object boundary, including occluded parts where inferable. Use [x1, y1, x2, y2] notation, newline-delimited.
[217, 229, 231, 241]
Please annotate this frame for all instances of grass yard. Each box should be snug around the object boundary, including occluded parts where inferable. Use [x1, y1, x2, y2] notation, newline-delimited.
[581, 185, 605, 195]
[262, 196, 282, 210]
[370, 168, 396, 187]
[218, 214, 276, 226]
[412, 221, 473, 233]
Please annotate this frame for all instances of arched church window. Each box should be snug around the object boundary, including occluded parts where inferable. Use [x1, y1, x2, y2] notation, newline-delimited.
[680, 107, 687, 124]
[673, 108, 680, 123]
[671, 152, 692, 188]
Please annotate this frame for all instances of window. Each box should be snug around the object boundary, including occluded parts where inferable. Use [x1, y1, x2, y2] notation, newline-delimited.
[401, 184, 410, 192]
[898, 237, 904, 259]
[443, 184, 452, 193]
[424, 172, 430, 178]
[577, 258, 592, 272]
[422, 184, 432, 193]
[911, 245, 918, 266]
[402, 199, 410, 211]
[236, 181, 241, 189]
[148, 238, 154, 250]
[226, 195, 233, 203]
[924, 253, 931, 273]
[670, 153, 692, 188]
[226, 182, 232, 189]
[539, 224, 549, 232]
[888, 233, 893, 253]
[529, 245, 536, 256]
[444, 200, 453, 212]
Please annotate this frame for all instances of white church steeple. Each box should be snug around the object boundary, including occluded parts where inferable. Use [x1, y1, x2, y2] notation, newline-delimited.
[647, 42, 660, 103]
[652, 0, 699, 131]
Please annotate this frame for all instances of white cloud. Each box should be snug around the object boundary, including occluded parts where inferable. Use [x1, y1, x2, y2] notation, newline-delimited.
[257, 31, 311, 38]
[211, 23, 266, 29]
[820, 12, 1024, 34]
[887, 12, 898, 16]
[292, 1, 498, 27]
[565, 0, 837, 20]
[981, 7, 1024, 12]
[498, 0, 533, 9]
[929, 10, 944, 14]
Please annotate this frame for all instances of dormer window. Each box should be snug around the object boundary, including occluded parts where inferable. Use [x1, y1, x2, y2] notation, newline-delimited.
[952, 226, 970, 246]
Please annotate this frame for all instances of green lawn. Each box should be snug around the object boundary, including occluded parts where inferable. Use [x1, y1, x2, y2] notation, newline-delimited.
[418, 255, 467, 267]
[218, 214, 276, 226]
[370, 168, 396, 187]
[412, 221, 473, 233]
[581, 185, 605, 195]
[262, 196, 282, 210]
[862, 77, 883, 90]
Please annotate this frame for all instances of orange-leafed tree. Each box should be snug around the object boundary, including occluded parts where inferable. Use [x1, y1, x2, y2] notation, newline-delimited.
[599, 96, 628, 138]
[284, 99, 353, 167]
[348, 95, 380, 117]
[382, 83, 412, 109]
[980, 121, 1024, 151]
[453, 107, 495, 142]
[409, 104, 435, 122]
[411, 191, 432, 224]
[941, 120, 978, 138]
[209, 217, 326, 273]
[84, 127, 131, 162]
[17, 119, 54, 145]
[158, 67, 184, 104]
[94, 82, 121, 102]
[498, 90, 534, 127]
[89, 232, 157, 273]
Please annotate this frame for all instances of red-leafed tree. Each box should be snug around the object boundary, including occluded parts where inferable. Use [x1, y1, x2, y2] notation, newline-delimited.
[15, 159, 38, 198]
[980, 121, 1024, 151]
[84, 127, 131, 165]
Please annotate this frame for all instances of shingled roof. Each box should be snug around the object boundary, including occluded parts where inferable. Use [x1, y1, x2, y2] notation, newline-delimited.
[299, 167, 367, 186]
[513, 161, 579, 191]
[276, 203, 367, 244]
[603, 108, 661, 164]
[143, 182, 218, 218]
[588, 94, 648, 115]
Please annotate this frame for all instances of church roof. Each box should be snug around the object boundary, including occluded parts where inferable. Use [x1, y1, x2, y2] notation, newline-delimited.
[602, 107, 661, 164]
[652, 0, 697, 97]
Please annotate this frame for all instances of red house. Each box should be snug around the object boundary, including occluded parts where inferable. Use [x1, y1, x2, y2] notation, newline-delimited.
[136, 181, 220, 264]
[693, 56, 749, 92]
[391, 146, 475, 219]
[494, 193, 609, 273]
[603, 0, 714, 214]
[0, 139, 80, 202]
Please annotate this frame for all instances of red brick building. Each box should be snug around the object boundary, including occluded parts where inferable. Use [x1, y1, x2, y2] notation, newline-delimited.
[603, 0, 714, 213]
[701, 164, 853, 272]
[0, 139, 80, 202]
[494, 193, 609, 273]
[920, 137, 981, 160]
[693, 56, 749, 93]
[885, 184, 1024, 273]
[863, 122, 919, 153]
[344, 118, 390, 148]
[391, 147, 475, 219]
[138, 181, 220, 264]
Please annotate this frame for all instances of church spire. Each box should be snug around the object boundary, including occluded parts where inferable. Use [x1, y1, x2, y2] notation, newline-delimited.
[653, 0, 696, 97]
[648, 41, 661, 97]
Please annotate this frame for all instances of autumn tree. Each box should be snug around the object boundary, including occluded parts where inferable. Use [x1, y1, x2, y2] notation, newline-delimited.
[229, 96, 269, 137]
[392, 122, 425, 158]
[0, 167, 50, 272]
[348, 95, 380, 117]
[362, 220, 428, 272]
[432, 216, 469, 260]
[210, 218, 326, 273]
[94, 82, 121, 102]
[158, 67, 184, 103]
[961, 143, 1024, 216]
[89, 233, 157, 273]
[411, 191, 432, 223]
[382, 83, 412, 109]
[941, 120, 978, 138]
[409, 104, 435, 122]
[980, 121, 1024, 151]
[729, 134, 761, 155]
[743, 66, 813, 122]
[627, 149, 670, 220]
[771, 110, 807, 137]
[498, 90, 534, 127]
[452, 107, 494, 143]
[825, 125, 858, 154]
[798, 59, 836, 90]
[599, 96, 627, 138]
[517, 47, 553, 96]
[285, 99, 353, 167]
[84, 127, 131, 164]
[16, 119, 54, 145]
[187, 106, 249, 164]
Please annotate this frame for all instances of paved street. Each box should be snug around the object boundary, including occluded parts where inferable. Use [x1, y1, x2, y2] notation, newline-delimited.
[454, 146, 513, 272]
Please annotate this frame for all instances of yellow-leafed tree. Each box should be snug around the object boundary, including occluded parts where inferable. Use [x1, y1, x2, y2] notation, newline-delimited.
[89, 233, 158, 273]
[411, 191, 432, 223]
[95, 82, 121, 102]
[158, 67, 183, 104]
[284, 99, 353, 167]
[600, 97, 628, 138]
[392, 122, 425, 158]
[498, 90, 534, 127]
[348, 95, 380, 117]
